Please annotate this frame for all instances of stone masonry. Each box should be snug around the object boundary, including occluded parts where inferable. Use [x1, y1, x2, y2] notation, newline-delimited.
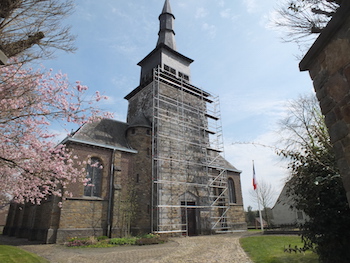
[299, 2, 350, 207]
[3, 0, 246, 243]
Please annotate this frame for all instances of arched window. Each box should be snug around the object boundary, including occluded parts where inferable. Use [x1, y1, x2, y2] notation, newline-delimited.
[228, 178, 236, 204]
[84, 157, 102, 197]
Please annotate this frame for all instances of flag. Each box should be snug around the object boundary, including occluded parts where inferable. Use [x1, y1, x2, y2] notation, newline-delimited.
[253, 161, 257, 190]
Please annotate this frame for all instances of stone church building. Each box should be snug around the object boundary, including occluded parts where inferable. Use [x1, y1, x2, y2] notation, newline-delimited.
[4, 0, 246, 243]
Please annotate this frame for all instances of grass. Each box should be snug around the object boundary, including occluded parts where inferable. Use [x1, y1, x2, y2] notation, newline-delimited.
[0, 245, 49, 263]
[247, 229, 264, 233]
[240, 235, 319, 263]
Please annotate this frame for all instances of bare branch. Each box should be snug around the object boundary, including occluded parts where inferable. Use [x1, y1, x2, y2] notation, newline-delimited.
[0, 0, 76, 63]
[273, 0, 341, 45]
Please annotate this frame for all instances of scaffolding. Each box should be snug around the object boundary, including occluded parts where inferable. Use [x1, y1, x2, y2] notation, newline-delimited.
[151, 66, 230, 235]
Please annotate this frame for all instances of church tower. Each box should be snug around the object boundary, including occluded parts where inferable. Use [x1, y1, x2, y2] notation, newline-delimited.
[2, 0, 246, 244]
[125, 0, 246, 235]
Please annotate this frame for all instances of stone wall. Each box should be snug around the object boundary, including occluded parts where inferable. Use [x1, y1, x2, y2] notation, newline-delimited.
[126, 73, 246, 234]
[300, 2, 350, 206]
[0, 204, 9, 232]
[125, 126, 153, 235]
[3, 196, 61, 243]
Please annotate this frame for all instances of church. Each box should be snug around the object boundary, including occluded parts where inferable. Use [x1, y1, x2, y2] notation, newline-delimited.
[4, 0, 246, 243]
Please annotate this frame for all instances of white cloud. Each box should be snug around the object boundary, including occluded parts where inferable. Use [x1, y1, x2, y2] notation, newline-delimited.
[49, 125, 78, 144]
[177, 1, 188, 9]
[263, 9, 286, 31]
[220, 8, 231, 19]
[243, 0, 258, 14]
[99, 95, 117, 105]
[221, 92, 287, 127]
[111, 75, 132, 90]
[202, 23, 216, 38]
[219, 8, 239, 22]
[110, 42, 137, 55]
[110, 7, 127, 18]
[225, 130, 288, 210]
[221, 95, 291, 210]
[195, 7, 208, 19]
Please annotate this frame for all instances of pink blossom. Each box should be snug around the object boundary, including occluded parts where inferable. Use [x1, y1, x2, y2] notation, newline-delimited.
[0, 63, 113, 205]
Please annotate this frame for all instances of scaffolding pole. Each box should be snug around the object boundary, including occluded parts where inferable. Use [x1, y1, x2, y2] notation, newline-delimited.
[151, 66, 231, 235]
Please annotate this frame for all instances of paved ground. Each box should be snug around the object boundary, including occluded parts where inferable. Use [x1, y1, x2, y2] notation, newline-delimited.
[0, 232, 253, 263]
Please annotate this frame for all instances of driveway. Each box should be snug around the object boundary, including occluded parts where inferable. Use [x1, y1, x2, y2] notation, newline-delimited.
[1, 232, 253, 263]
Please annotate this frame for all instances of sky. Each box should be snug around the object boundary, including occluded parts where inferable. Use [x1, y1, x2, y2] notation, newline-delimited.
[42, 0, 316, 210]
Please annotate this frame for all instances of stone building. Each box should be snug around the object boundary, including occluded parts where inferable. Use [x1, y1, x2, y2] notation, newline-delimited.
[299, 2, 350, 207]
[4, 0, 246, 243]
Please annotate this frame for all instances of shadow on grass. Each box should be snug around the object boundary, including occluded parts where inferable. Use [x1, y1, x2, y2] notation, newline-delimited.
[240, 235, 318, 263]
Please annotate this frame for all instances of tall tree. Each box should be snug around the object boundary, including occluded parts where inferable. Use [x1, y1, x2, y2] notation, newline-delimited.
[245, 205, 257, 226]
[0, 63, 111, 206]
[277, 93, 350, 263]
[274, 0, 342, 43]
[0, 0, 76, 63]
[249, 180, 276, 226]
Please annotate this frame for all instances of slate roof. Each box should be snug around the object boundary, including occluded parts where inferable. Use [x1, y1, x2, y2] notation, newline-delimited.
[128, 112, 152, 128]
[162, 0, 172, 14]
[219, 155, 242, 173]
[207, 150, 241, 173]
[63, 118, 137, 153]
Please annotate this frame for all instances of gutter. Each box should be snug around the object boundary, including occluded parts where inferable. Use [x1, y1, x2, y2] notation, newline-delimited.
[61, 137, 138, 154]
[107, 149, 119, 238]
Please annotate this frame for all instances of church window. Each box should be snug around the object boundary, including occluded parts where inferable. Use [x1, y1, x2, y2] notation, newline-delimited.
[228, 178, 236, 203]
[136, 174, 140, 183]
[84, 157, 102, 197]
[163, 64, 176, 75]
[178, 72, 189, 82]
[131, 128, 136, 135]
[147, 129, 151, 135]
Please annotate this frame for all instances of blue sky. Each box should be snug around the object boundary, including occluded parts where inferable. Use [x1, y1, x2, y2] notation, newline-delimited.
[42, 0, 315, 210]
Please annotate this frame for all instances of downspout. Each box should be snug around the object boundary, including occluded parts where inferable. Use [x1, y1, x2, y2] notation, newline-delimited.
[107, 149, 116, 238]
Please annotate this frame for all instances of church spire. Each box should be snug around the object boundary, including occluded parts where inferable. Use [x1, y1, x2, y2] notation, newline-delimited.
[157, 0, 176, 50]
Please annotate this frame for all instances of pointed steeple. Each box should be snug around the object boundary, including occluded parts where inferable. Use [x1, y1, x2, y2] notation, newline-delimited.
[162, 0, 172, 13]
[157, 0, 176, 50]
[124, 0, 193, 93]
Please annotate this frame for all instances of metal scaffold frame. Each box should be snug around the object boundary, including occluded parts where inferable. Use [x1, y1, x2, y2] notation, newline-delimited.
[151, 65, 231, 235]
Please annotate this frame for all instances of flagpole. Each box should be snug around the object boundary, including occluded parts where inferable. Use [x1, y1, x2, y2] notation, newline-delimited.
[253, 160, 264, 232]
[257, 191, 264, 232]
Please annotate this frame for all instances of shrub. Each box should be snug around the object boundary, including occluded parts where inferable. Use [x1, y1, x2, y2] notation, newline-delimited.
[97, 236, 108, 241]
[65, 234, 168, 247]
[140, 233, 158, 239]
[65, 236, 97, 247]
[66, 238, 89, 247]
[109, 237, 137, 246]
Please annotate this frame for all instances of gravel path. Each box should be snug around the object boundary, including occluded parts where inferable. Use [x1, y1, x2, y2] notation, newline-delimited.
[0, 233, 253, 263]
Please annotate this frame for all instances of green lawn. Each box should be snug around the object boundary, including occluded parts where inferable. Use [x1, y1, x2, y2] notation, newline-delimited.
[0, 245, 48, 263]
[240, 235, 319, 263]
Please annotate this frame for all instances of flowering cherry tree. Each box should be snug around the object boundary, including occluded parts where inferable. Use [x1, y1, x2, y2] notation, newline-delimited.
[0, 63, 112, 205]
